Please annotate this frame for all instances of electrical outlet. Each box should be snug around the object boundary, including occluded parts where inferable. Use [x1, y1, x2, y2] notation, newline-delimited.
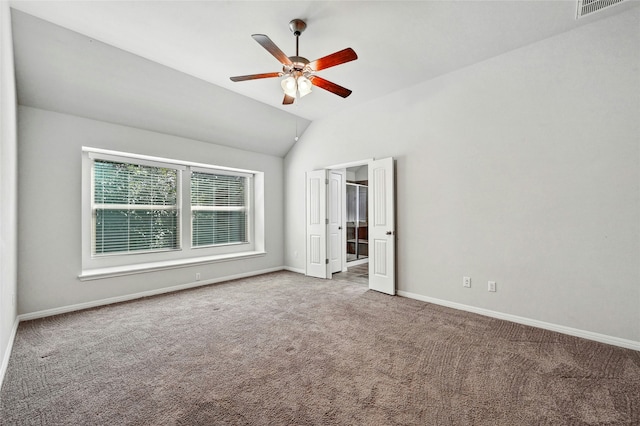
[488, 281, 496, 292]
[463, 276, 471, 288]
[195, 273, 201, 281]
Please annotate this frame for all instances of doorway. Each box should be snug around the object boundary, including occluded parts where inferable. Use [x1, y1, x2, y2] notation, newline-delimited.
[305, 157, 396, 295]
[345, 165, 368, 269]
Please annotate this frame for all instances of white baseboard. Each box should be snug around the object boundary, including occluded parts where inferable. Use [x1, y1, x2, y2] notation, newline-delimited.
[0, 317, 20, 390]
[398, 290, 640, 352]
[19, 266, 285, 322]
[347, 258, 369, 267]
[283, 266, 305, 275]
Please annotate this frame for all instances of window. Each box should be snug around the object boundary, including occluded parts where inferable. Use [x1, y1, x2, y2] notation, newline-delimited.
[191, 171, 249, 247]
[93, 160, 180, 255]
[81, 148, 265, 280]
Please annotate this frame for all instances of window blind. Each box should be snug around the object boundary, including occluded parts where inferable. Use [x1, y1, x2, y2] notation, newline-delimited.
[93, 160, 179, 255]
[191, 172, 248, 247]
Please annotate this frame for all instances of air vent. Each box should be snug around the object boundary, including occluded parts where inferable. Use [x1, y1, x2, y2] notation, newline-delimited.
[577, 0, 626, 18]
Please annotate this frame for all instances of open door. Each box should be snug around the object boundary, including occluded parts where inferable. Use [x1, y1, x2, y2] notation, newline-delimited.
[368, 157, 396, 295]
[329, 170, 345, 274]
[306, 170, 329, 279]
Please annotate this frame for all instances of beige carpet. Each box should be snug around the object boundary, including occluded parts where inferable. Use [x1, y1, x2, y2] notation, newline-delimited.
[1, 271, 639, 425]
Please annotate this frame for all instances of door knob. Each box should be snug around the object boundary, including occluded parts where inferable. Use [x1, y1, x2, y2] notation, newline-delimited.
[386, 231, 394, 235]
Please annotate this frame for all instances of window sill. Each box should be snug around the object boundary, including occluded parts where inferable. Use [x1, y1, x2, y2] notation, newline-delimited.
[79, 251, 267, 281]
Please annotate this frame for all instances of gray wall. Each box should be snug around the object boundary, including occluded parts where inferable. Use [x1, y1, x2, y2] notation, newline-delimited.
[0, 3, 18, 383]
[17, 106, 284, 314]
[284, 10, 640, 342]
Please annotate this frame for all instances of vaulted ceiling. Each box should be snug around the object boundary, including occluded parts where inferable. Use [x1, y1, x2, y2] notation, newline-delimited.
[9, 0, 638, 157]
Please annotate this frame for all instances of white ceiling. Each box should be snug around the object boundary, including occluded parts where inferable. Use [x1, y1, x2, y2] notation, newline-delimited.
[9, 0, 639, 157]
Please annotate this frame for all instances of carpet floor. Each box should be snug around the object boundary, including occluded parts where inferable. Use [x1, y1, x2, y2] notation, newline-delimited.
[1, 271, 639, 425]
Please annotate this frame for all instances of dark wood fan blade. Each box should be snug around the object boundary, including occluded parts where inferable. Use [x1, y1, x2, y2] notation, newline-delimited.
[252, 34, 293, 65]
[308, 48, 357, 71]
[310, 76, 352, 98]
[283, 94, 295, 105]
[230, 72, 281, 82]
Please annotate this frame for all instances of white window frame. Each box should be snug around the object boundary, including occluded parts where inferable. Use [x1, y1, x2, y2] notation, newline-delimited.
[80, 147, 265, 280]
[91, 155, 183, 257]
[190, 166, 252, 249]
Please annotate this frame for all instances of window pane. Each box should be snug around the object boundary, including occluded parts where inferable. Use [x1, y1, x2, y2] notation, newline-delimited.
[191, 172, 248, 247]
[94, 161, 177, 206]
[95, 209, 179, 254]
[192, 211, 247, 246]
[93, 160, 179, 255]
[191, 173, 245, 207]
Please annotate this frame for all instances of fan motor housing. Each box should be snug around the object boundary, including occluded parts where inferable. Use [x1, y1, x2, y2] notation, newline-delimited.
[285, 56, 310, 72]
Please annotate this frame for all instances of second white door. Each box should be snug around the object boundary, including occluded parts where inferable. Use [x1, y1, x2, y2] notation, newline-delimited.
[328, 170, 344, 274]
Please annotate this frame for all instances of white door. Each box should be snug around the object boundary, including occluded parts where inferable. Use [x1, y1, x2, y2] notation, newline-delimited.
[306, 170, 329, 279]
[368, 157, 396, 295]
[328, 170, 344, 274]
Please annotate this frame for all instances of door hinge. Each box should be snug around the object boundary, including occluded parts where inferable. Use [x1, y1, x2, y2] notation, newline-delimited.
[326, 259, 329, 264]
[325, 178, 329, 185]
[325, 218, 329, 225]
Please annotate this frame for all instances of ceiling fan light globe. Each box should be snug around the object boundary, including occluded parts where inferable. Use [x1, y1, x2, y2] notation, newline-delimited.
[297, 76, 312, 97]
[299, 86, 312, 98]
[280, 76, 296, 93]
[281, 76, 297, 97]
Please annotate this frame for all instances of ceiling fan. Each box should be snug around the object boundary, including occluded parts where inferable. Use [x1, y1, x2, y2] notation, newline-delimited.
[230, 19, 358, 105]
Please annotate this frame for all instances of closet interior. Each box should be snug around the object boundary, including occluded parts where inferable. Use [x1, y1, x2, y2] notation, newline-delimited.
[346, 165, 368, 263]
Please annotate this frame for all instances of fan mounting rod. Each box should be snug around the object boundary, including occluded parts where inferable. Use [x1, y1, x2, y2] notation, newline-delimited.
[289, 19, 306, 56]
